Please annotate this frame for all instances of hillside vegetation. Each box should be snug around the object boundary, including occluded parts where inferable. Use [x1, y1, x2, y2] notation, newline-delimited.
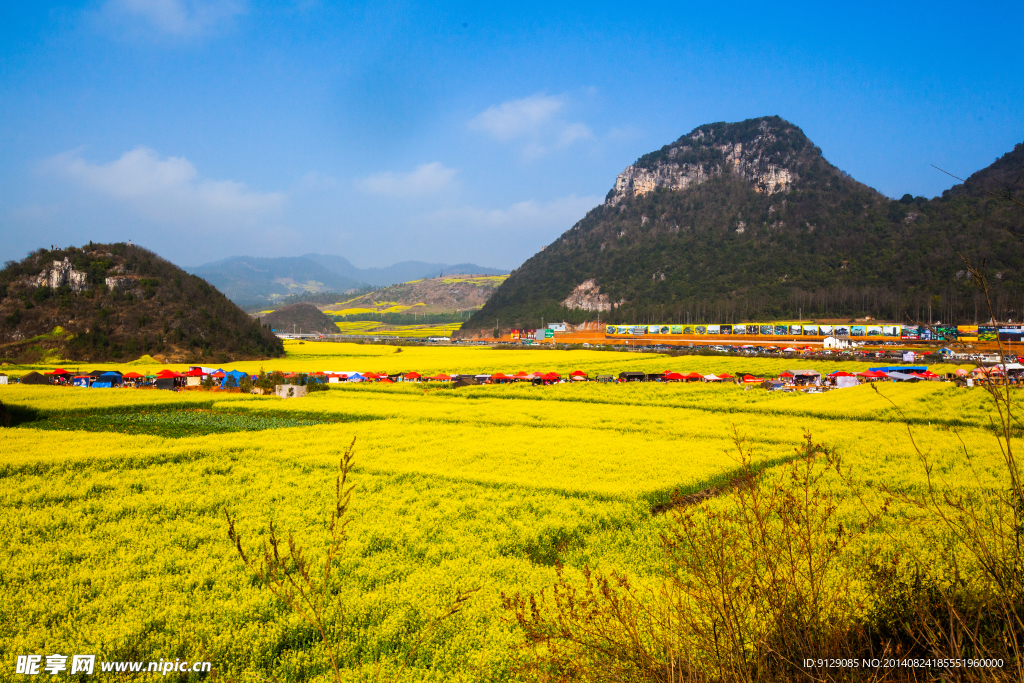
[468, 116, 1024, 330]
[313, 274, 508, 318]
[0, 243, 283, 364]
[259, 303, 337, 335]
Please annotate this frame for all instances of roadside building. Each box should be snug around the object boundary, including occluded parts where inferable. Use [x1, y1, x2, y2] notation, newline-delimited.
[823, 336, 852, 349]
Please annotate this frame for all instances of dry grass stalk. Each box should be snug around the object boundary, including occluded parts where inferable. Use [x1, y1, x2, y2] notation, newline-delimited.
[226, 437, 356, 682]
[225, 437, 478, 682]
[504, 430, 889, 683]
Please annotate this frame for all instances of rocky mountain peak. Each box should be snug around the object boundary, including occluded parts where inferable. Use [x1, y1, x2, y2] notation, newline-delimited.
[465, 118, 1024, 331]
[605, 116, 818, 205]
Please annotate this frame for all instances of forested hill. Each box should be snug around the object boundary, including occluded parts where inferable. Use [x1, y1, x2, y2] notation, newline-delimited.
[0, 243, 284, 364]
[465, 116, 1024, 331]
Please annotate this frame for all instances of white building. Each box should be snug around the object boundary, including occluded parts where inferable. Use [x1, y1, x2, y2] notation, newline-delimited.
[823, 336, 853, 349]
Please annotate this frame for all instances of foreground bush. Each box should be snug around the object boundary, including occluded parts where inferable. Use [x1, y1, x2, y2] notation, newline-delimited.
[505, 429, 1022, 682]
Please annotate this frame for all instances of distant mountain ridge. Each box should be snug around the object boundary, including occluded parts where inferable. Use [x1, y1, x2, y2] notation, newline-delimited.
[189, 256, 364, 311]
[189, 254, 508, 310]
[301, 254, 508, 287]
[465, 116, 1024, 331]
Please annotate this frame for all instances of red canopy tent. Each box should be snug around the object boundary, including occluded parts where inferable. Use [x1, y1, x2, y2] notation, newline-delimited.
[829, 371, 856, 377]
[211, 371, 226, 379]
[379, 377, 394, 384]
[46, 368, 70, 375]
[122, 372, 144, 379]
[363, 372, 379, 380]
[683, 372, 703, 381]
[156, 369, 183, 378]
[857, 370, 888, 378]
[717, 373, 734, 379]
[491, 372, 511, 380]
[663, 372, 686, 381]
[428, 373, 452, 381]
[405, 372, 422, 380]
[780, 371, 794, 378]
[513, 371, 530, 379]
[542, 372, 560, 381]
[185, 368, 206, 377]
[569, 370, 588, 377]
[911, 371, 940, 380]
[742, 374, 765, 383]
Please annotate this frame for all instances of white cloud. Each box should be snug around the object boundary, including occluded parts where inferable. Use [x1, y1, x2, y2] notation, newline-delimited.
[428, 194, 600, 232]
[469, 93, 596, 160]
[355, 162, 457, 198]
[469, 94, 566, 141]
[44, 146, 284, 228]
[102, 0, 246, 37]
[556, 122, 594, 148]
[9, 204, 59, 224]
[414, 193, 601, 266]
[521, 143, 547, 162]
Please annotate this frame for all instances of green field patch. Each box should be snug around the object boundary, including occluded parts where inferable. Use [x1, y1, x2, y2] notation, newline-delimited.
[16, 408, 372, 438]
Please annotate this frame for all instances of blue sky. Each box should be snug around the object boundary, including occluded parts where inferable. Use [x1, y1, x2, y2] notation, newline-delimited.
[2, 1, 1022, 270]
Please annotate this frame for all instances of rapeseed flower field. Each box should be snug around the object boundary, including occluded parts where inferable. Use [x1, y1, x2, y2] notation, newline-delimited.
[0, 343, 1010, 681]
[4, 339, 975, 378]
[332, 322, 463, 337]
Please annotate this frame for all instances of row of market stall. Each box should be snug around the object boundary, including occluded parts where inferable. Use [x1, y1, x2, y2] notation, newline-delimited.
[7, 364, 1006, 391]
[9, 367, 254, 389]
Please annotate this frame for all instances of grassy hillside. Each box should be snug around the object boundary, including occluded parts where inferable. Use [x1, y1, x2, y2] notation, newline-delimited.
[0, 242, 284, 364]
[259, 302, 337, 335]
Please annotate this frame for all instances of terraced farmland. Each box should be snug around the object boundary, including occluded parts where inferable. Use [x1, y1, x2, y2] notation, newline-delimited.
[0, 345, 1015, 681]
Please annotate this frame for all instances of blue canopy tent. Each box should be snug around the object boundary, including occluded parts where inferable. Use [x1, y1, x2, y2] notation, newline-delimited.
[97, 371, 122, 385]
[219, 370, 249, 388]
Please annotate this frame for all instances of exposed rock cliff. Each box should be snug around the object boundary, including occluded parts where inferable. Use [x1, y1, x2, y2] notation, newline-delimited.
[30, 258, 91, 292]
[561, 279, 613, 312]
[606, 117, 807, 205]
